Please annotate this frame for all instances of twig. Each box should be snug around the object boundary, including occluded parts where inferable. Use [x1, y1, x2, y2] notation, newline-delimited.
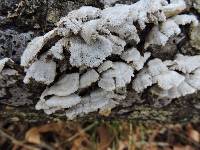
[0, 128, 54, 150]
[0, 128, 39, 150]
[134, 141, 170, 148]
[173, 130, 200, 149]
[66, 121, 98, 142]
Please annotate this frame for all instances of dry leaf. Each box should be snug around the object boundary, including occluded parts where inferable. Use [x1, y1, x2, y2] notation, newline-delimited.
[186, 124, 200, 142]
[143, 144, 158, 150]
[25, 127, 41, 144]
[71, 131, 91, 150]
[97, 124, 113, 150]
[173, 145, 195, 150]
[25, 122, 68, 144]
[12, 144, 20, 150]
[71, 136, 88, 150]
[118, 141, 128, 150]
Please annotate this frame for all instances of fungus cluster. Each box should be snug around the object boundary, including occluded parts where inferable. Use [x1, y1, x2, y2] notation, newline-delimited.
[132, 54, 200, 100]
[0, 0, 199, 119]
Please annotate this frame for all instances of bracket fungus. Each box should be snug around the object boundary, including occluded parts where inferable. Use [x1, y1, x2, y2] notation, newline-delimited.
[98, 62, 134, 91]
[132, 54, 200, 100]
[144, 14, 198, 49]
[0, 0, 197, 119]
[0, 58, 14, 72]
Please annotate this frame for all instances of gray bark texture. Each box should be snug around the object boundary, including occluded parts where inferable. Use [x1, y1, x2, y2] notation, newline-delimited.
[1, 0, 200, 123]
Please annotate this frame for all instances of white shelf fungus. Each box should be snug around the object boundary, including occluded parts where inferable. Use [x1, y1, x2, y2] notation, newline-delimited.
[133, 54, 200, 100]
[21, 29, 58, 67]
[186, 68, 200, 90]
[23, 58, 56, 85]
[97, 60, 113, 73]
[100, 0, 119, 6]
[169, 54, 200, 73]
[69, 36, 113, 67]
[0, 58, 14, 72]
[153, 70, 185, 90]
[121, 48, 151, 71]
[65, 90, 120, 119]
[98, 62, 134, 91]
[36, 94, 81, 115]
[145, 14, 198, 49]
[80, 69, 99, 88]
[162, 0, 187, 17]
[132, 69, 153, 93]
[172, 14, 199, 26]
[57, 6, 101, 26]
[15, 0, 200, 118]
[98, 77, 116, 91]
[41, 73, 79, 98]
[109, 35, 126, 55]
[47, 38, 67, 60]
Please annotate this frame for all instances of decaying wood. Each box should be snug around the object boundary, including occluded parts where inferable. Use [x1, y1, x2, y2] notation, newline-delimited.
[1, 0, 200, 123]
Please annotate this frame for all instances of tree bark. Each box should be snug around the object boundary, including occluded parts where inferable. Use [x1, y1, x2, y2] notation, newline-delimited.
[1, 92, 200, 123]
[0, 0, 200, 123]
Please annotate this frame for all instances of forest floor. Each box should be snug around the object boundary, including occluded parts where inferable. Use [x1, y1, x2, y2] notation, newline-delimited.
[0, 119, 200, 150]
